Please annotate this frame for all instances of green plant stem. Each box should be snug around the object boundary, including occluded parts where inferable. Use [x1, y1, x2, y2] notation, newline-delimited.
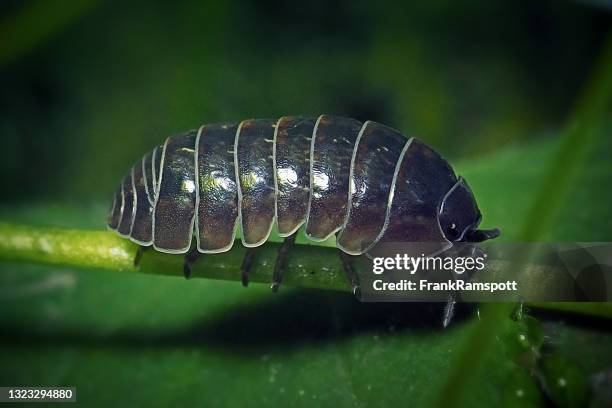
[2, 222, 612, 318]
[0, 223, 533, 295]
[0, 223, 350, 291]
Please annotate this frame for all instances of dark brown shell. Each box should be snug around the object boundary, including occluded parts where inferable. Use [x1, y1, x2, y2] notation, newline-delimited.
[108, 115, 484, 257]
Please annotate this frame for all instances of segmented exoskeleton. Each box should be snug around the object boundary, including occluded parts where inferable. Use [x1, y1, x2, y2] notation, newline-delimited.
[108, 115, 500, 307]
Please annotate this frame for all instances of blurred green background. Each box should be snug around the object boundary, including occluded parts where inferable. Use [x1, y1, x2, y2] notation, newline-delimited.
[0, 0, 611, 407]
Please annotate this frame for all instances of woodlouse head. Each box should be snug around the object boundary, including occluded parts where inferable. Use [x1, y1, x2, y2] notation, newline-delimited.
[438, 177, 500, 243]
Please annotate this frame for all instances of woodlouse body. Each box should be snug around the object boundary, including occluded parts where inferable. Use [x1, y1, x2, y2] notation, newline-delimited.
[108, 115, 499, 261]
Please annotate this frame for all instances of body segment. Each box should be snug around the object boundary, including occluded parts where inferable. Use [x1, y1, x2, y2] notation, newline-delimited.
[116, 174, 134, 237]
[195, 123, 239, 253]
[142, 151, 155, 205]
[305, 115, 362, 240]
[336, 121, 408, 255]
[274, 116, 315, 237]
[235, 119, 277, 247]
[153, 131, 198, 253]
[130, 163, 153, 245]
[366, 139, 457, 258]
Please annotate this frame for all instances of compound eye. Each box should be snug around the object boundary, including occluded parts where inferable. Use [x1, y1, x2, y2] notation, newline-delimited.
[446, 223, 460, 240]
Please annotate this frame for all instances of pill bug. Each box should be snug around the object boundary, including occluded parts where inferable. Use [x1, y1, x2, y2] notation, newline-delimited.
[107, 115, 500, 299]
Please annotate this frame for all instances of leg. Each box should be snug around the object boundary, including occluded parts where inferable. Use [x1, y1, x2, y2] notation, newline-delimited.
[240, 247, 258, 287]
[442, 293, 456, 328]
[512, 300, 525, 321]
[271, 233, 297, 292]
[339, 250, 361, 299]
[134, 245, 150, 268]
[183, 245, 201, 279]
[440, 244, 480, 327]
